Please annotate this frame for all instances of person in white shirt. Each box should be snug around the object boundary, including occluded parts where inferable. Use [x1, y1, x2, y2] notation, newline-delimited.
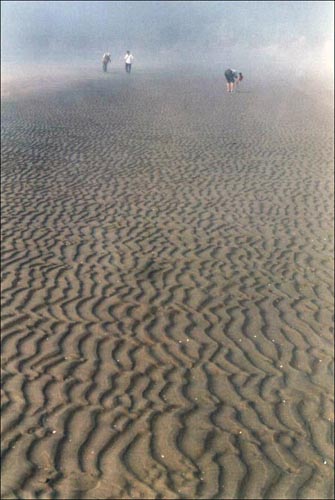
[124, 51, 134, 73]
[102, 53, 111, 73]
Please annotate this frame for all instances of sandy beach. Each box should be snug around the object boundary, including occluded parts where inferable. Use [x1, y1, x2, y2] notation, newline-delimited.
[1, 70, 334, 499]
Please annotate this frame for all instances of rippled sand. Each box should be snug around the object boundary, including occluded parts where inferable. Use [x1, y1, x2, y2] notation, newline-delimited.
[1, 71, 334, 499]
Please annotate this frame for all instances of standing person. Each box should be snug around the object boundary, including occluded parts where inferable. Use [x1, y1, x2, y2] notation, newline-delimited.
[102, 53, 111, 73]
[224, 68, 242, 92]
[235, 72, 244, 89]
[124, 50, 134, 73]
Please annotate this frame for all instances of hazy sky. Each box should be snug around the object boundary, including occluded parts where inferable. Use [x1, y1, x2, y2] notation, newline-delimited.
[1, 1, 334, 77]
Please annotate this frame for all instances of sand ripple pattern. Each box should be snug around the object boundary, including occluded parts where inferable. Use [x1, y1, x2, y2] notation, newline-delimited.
[1, 75, 334, 499]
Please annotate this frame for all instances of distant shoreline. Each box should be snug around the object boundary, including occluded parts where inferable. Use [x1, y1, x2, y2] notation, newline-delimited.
[2, 61, 334, 102]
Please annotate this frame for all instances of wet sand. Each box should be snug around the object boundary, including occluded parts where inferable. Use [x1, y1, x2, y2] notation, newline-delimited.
[1, 71, 334, 499]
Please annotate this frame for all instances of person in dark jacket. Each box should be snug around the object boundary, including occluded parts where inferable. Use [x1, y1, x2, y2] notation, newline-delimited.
[224, 69, 243, 92]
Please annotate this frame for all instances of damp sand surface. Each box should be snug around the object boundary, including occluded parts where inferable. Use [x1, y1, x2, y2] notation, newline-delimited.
[1, 70, 334, 499]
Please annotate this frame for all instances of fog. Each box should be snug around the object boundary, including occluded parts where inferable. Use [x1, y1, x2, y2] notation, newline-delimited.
[1, 1, 334, 82]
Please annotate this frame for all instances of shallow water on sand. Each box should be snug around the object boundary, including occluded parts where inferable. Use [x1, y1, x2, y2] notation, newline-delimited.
[1, 72, 334, 499]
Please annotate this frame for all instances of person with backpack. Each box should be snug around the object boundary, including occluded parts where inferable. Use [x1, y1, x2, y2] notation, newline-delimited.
[102, 53, 111, 73]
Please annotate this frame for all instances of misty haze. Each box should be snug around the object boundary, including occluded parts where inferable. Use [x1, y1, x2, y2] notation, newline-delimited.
[1, 2, 334, 499]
